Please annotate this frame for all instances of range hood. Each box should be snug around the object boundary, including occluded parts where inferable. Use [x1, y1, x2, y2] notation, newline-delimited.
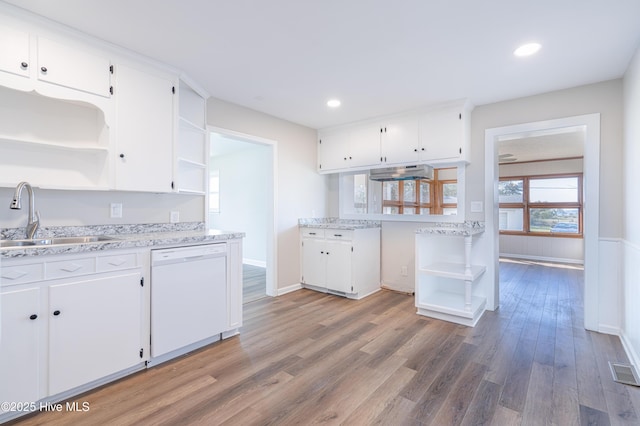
[369, 164, 433, 181]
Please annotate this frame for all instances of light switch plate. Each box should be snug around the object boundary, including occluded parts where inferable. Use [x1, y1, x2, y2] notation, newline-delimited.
[110, 203, 122, 218]
[170, 211, 180, 223]
[471, 201, 483, 213]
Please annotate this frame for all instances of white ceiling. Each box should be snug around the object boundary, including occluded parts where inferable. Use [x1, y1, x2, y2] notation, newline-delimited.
[4, 0, 640, 130]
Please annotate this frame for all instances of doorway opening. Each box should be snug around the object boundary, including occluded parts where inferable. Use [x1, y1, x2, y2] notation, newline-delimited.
[485, 114, 600, 330]
[208, 127, 278, 303]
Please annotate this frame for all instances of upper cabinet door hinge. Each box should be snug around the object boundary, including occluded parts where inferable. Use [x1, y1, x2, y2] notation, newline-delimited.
[319, 139, 322, 144]
[171, 181, 175, 190]
[459, 113, 462, 120]
[351, 246, 354, 252]
[109, 65, 114, 74]
[140, 277, 144, 287]
[109, 86, 114, 95]
[172, 86, 175, 94]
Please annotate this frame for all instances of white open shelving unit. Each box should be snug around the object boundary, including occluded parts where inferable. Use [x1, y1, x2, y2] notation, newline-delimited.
[415, 222, 486, 327]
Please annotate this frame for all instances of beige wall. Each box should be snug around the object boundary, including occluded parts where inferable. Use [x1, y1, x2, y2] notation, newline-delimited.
[207, 97, 327, 290]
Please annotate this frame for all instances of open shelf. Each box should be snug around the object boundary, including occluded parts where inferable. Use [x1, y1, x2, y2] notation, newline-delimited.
[416, 291, 486, 326]
[419, 262, 486, 281]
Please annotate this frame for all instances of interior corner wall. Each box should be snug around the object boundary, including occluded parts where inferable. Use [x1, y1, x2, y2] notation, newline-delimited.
[206, 97, 327, 290]
[622, 44, 640, 367]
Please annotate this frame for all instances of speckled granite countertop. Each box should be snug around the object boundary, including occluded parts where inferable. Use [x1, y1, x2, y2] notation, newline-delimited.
[0, 222, 244, 259]
[416, 221, 485, 236]
[298, 218, 381, 230]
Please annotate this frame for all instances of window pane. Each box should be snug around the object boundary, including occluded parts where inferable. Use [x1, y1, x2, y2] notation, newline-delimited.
[353, 174, 367, 214]
[442, 208, 457, 215]
[419, 208, 430, 215]
[403, 207, 416, 215]
[529, 177, 578, 203]
[383, 206, 399, 215]
[403, 181, 416, 203]
[443, 183, 457, 204]
[499, 180, 524, 203]
[530, 208, 580, 233]
[383, 182, 399, 201]
[419, 181, 430, 204]
[499, 208, 524, 231]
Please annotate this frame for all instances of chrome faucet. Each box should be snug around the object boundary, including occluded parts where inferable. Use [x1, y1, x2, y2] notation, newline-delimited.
[10, 181, 40, 239]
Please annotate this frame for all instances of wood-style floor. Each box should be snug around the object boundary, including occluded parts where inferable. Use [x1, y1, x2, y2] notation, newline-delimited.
[243, 264, 267, 304]
[10, 259, 640, 425]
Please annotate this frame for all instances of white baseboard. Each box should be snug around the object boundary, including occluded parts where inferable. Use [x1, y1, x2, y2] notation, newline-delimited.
[243, 258, 267, 268]
[499, 253, 584, 265]
[599, 324, 621, 336]
[620, 331, 640, 369]
[277, 283, 302, 296]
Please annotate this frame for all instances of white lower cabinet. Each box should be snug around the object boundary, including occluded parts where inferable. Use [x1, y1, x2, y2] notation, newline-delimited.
[300, 227, 380, 299]
[0, 250, 145, 422]
[48, 271, 143, 395]
[0, 287, 42, 413]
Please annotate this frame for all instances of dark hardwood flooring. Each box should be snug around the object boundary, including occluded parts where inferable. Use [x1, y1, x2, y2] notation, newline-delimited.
[243, 264, 267, 304]
[10, 259, 640, 425]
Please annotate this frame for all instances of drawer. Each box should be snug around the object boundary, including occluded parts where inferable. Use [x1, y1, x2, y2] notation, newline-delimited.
[301, 228, 325, 238]
[45, 257, 96, 280]
[1, 263, 44, 286]
[325, 229, 353, 241]
[97, 252, 138, 272]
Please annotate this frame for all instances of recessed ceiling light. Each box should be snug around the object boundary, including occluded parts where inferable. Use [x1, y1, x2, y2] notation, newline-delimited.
[327, 99, 341, 108]
[514, 42, 541, 57]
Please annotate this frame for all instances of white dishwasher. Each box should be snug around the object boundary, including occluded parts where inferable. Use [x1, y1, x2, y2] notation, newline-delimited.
[150, 243, 227, 358]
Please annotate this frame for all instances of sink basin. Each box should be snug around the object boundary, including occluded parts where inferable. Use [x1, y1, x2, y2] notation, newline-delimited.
[0, 235, 118, 248]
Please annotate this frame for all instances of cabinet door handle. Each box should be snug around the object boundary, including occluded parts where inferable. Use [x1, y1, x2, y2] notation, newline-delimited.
[120, 153, 125, 158]
[40, 66, 47, 73]
[21, 62, 28, 68]
[320, 251, 324, 254]
[334, 234, 343, 237]
[53, 310, 61, 316]
[422, 148, 425, 151]
[414, 148, 418, 152]
[309, 232, 316, 235]
[29, 314, 38, 320]
[326, 252, 330, 255]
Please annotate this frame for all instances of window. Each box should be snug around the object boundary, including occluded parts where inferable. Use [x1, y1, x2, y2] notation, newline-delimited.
[499, 174, 582, 236]
[381, 169, 456, 216]
[209, 170, 220, 213]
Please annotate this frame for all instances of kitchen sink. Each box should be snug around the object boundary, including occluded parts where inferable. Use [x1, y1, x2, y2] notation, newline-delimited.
[0, 235, 119, 248]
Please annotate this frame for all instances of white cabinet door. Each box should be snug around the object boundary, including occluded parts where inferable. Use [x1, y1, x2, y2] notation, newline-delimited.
[349, 123, 382, 169]
[36, 37, 111, 98]
[0, 287, 42, 413]
[318, 128, 350, 172]
[0, 26, 30, 79]
[381, 115, 421, 165]
[48, 271, 143, 395]
[115, 64, 174, 192]
[325, 239, 352, 293]
[420, 105, 464, 161]
[301, 237, 326, 288]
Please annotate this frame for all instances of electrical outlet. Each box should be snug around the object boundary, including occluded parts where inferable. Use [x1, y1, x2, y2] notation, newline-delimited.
[170, 211, 179, 223]
[401, 265, 408, 276]
[110, 203, 122, 218]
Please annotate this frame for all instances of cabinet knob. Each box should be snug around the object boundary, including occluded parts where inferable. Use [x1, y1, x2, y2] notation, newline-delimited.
[326, 252, 330, 255]
[321, 251, 324, 254]
[421, 148, 425, 151]
[29, 314, 38, 320]
[53, 310, 61, 316]
[414, 148, 418, 152]
[343, 157, 347, 161]
[40, 66, 47, 73]
[120, 153, 125, 158]
[21, 62, 28, 69]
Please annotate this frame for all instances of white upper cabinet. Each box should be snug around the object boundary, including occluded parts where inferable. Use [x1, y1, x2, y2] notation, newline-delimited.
[419, 102, 470, 162]
[318, 100, 472, 174]
[0, 26, 30, 80]
[380, 114, 421, 165]
[318, 123, 380, 172]
[114, 64, 175, 192]
[36, 37, 111, 98]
